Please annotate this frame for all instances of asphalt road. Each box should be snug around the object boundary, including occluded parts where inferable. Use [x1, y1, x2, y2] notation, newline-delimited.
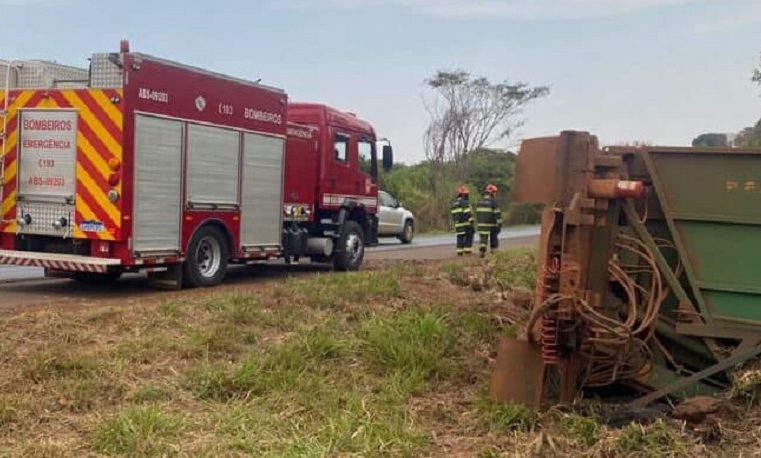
[0, 226, 538, 313]
[0, 226, 539, 283]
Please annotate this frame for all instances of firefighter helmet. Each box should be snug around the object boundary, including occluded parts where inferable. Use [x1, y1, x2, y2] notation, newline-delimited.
[485, 183, 498, 194]
[457, 185, 469, 195]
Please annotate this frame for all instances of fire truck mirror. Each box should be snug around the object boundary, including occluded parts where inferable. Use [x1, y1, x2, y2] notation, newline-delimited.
[382, 145, 394, 172]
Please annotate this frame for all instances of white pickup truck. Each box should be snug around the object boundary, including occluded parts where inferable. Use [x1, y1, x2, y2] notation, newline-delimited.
[377, 191, 415, 244]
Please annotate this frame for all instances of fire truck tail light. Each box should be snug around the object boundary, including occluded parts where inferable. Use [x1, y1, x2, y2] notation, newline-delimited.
[108, 173, 120, 186]
[107, 190, 119, 203]
[108, 158, 121, 171]
[97, 241, 110, 254]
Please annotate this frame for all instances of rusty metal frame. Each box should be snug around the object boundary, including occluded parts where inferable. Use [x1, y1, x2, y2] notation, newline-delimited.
[629, 342, 761, 408]
[622, 199, 697, 316]
[640, 151, 715, 325]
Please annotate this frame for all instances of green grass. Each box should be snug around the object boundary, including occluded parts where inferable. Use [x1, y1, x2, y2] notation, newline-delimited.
[614, 419, 688, 458]
[0, 395, 19, 429]
[22, 351, 101, 382]
[560, 413, 602, 447]
[92, 405, 184, 457]
[459, 312, 499, 342]
[491, 249, 537, 290]
[731, 366, 761, 406]
[184, 323, 258, 358]
[360, 310, 459, 392]
[440, 248, 537, 293]
[128, 384, 172, 404]
[0, 258, 718, 457]
[478, 398, 539, 432]
[277, 270, 403, 310]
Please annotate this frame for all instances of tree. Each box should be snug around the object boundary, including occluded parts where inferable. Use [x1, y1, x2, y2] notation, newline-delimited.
[753, 53, 760, 86]
[735, 120, 761, 148]
[691, 133, 728, 147]
[423, 70, 548, 183]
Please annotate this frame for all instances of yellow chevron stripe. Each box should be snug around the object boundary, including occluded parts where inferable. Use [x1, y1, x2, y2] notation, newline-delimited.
[36, 97, 61, 109]
[90, 90, 123, 128]
[76, 163, 119, 226]
[77, 132, 112, 183]
[4, 129, 16, 155]
[5, 90, 35, 115]
[1, 190, 14, 216]
[2, 160, 15, 187]
[2, 92, 35, 153]
[60, 91, 121, 157]
[75, 194, 115, 241]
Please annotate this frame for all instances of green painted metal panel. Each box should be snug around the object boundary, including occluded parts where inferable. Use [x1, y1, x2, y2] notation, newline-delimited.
[651, 152, 761, 225]
[648, 150, 761, 326]
[676, 221, 761, 295]
[703, 290, 761, 323]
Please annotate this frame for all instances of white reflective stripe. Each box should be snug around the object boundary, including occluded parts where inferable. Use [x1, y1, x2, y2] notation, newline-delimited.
[321, 193, 378, 207]
[0, 249, 119, 273]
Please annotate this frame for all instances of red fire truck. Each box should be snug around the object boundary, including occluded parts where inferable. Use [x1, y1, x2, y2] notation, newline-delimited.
[0, 42, 393, 288]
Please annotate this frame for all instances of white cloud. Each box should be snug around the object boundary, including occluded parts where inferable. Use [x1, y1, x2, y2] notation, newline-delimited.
[693, 2, 761, 34]
[283, 0, 702, 20]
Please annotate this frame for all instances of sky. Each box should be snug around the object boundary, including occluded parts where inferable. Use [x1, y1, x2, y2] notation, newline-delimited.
[1, 0, 760, 163]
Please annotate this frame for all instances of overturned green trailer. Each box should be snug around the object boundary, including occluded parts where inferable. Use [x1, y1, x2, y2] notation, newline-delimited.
[491, 131, 761, 407]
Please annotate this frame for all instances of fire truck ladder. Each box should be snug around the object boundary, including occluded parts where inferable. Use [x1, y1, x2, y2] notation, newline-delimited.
[0, 60, 18, 223]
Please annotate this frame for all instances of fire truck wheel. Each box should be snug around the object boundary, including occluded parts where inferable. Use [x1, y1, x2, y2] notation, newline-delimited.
[333, 220, 365, 271]
[184, 225, 229, 288]
[73, 271, 122, 284]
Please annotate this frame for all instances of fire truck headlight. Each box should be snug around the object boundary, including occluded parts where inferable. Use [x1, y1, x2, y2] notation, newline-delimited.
[107, 190, 119, 203]
[18, 214, 32, 226]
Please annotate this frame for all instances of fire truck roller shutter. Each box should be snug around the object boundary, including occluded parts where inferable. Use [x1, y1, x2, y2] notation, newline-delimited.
[240, 132, 284, 248]
[132, 115, 183, 254]
[186, 124, 240, 207]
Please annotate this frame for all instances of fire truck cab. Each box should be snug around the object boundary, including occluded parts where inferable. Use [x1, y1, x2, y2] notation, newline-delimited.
[0, 42, 392, 288]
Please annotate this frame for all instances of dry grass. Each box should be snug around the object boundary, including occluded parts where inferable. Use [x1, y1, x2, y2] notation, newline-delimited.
[0, 249, 755, 457]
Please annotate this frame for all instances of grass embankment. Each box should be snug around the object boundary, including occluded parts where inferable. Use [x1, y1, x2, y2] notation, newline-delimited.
[0, 249, 748, 457]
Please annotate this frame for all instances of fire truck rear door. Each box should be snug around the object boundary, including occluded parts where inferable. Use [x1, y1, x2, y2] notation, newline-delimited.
[16, 109, 77, 237]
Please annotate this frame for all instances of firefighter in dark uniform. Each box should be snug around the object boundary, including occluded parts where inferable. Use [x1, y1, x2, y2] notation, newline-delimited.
[450, 185, 474, 256]
[476, 183, 502, 257]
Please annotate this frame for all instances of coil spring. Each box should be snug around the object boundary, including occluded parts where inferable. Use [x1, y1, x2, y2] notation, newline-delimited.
[541, 315, 560, 364]
[541, 256, 561, 364]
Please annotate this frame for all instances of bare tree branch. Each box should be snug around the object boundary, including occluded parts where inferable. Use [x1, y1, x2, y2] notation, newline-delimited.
[423, 70, 548, 180]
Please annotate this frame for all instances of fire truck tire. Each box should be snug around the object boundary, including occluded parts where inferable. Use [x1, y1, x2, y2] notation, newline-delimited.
[333, 220, 365, 271]
[184, 225, 229, 288]
[73, 271, 122, 284]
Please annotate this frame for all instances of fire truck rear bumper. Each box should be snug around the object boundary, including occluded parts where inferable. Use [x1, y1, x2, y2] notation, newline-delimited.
[0, 250, 122, 273]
